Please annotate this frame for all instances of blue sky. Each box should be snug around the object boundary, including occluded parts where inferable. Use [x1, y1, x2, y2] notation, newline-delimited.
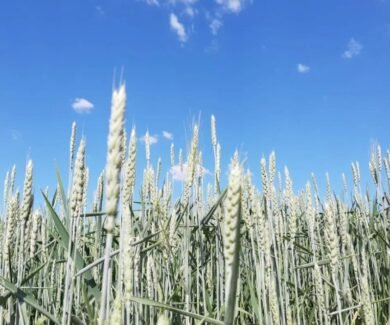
[0, 0, 389, 200]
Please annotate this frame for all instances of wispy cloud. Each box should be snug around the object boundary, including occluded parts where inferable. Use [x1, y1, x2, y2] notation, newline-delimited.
[205, 39, 219, 54]
[170, 13, 188, 43]
[145, 0, 160, 6]
[95, 6, 105, 16]
[210, 18, 223, 35]
[297, 63, 310, 73]
[342, 38, 363, 59]
[11, 129, 22, 141]
[142, 0, 250, 43]
[170, 163, 210, 181]
[184, 7, 196, 17]
[216, 0, 246, 13]
[72, 98, 94, 114]
[139, 134, 159, 144]
[162, 131, 173, 140]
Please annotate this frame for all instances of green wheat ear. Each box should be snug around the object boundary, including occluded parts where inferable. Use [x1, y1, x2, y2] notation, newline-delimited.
[223, 157, 242, 325]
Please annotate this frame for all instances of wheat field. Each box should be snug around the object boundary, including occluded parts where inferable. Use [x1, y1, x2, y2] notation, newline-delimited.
[0, 84, 389, 325]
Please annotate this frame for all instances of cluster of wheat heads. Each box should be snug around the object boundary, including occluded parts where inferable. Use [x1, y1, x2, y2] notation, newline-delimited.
[0, 84, 389, 324]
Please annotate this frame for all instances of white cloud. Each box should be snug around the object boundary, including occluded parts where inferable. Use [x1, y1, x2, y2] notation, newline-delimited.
[184, 6, 196, 17]
[145, 0, 160, 6]
[162, 131, 174, 140]
[297, 63, 310, 73]
[139, 134, 159, 144]
[170, 163, 210, 181]
[210, 18, 223, 35]
[342, 38, 363, 59]
[170, 13, 188, 43]
[72, 98, 94, 114]
[169, 0, 197, 5]
[142, 0, 250, 41]
[216, 0, 245, 13]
